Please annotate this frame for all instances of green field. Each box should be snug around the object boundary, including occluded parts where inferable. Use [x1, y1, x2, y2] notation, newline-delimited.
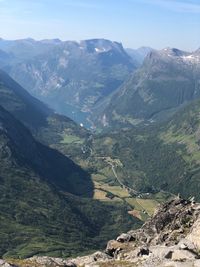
[93, 180, 162, 221]
[61, 134, 84, 144]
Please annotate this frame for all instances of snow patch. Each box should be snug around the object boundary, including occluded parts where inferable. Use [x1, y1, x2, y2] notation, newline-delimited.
[95, 47, 107, 53]
[56, 83, 61, 88]
[181, 54, 200, 64]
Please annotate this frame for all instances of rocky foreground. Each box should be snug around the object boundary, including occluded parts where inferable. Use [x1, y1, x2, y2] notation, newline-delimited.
[2, 197, 200, 267]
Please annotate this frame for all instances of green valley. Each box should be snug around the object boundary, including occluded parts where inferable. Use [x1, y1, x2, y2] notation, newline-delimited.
[1, 38, 200, 263]
[0, 74, 141, 259]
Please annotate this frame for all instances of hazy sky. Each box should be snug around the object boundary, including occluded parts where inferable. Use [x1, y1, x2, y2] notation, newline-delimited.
[0, 0, 200, 51]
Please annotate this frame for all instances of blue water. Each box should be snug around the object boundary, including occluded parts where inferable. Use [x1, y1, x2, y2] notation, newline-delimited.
[53, 102, 92, 129]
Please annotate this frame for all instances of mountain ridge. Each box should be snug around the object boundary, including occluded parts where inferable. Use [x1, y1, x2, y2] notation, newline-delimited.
[0, 38, 137, 127]
[94, 46, 200, 128]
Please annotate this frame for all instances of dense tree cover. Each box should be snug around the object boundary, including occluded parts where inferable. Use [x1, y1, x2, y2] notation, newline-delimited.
[88, 100, 200, 201]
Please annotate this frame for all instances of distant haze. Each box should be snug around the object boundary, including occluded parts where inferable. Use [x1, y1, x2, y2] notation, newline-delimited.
[0, 0, 200, 51]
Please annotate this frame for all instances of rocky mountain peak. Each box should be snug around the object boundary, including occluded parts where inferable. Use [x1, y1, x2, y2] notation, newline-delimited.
[154, 47, 200, 65]
[161, 47, 186, 57]
[145, 47, 187, 62]
[142, 46, 200, 72]
[79, 38, 125, 54]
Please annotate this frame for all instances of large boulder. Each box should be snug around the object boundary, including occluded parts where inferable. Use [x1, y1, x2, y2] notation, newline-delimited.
[116, 233, 135, 243]
[186, 217, 200, 251]
[0, 260, 14, 267]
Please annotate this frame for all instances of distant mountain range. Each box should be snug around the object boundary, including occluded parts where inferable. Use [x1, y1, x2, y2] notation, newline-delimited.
[95, 47, 200, 128]
[126, 46, 153, 66]
[0, 38, 140, 128]
[1, 38, 199, 130]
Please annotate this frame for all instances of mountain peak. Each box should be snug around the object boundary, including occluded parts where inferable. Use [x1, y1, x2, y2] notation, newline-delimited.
[161, 47, 187, 57]
[79, 38, 124, 54]
[144, 47, 193, 65]
[40, 38, 62, 44]
[14, 37, 35, 44]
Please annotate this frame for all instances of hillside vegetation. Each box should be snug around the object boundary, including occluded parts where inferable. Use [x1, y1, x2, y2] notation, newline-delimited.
[95, 48, 200, 128]
[76, 99, 200, 202]
[0, 87, 141, 258]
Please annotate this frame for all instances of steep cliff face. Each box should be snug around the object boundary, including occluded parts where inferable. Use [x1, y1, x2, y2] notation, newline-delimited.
[6, 197, 200, 267]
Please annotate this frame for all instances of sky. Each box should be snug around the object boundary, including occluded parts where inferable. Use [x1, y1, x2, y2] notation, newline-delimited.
[0, 0, 200, 51]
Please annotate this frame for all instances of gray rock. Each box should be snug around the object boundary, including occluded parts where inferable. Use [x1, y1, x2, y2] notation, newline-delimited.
[92, 251, 112, 261]
[116, 233, 134, 243]
[72, 251, 111, 266]
[64, 262, 77, 267]
[106, 240, 122, 257]
[0, 260, 5, 266]
[178, 239, 197, 252]
[0, 261, 14, 267]
[171, 249, 197, 261]
[137, 247, 150, 257]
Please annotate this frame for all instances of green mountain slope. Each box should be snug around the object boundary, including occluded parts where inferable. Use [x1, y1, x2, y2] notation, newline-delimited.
[0, 105, 141, 259]
[0, 103, 93, 197]
[0, 69, 51, 129]
[0, 69, 89, 152]
[0, 71, 163, 221]
[85, 99, 200, 201]
[95, 48, 200, 128]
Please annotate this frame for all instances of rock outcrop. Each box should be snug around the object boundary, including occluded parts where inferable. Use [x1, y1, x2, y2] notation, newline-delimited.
[3, 197, 200, 267]
[102, 196, 200, 266]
